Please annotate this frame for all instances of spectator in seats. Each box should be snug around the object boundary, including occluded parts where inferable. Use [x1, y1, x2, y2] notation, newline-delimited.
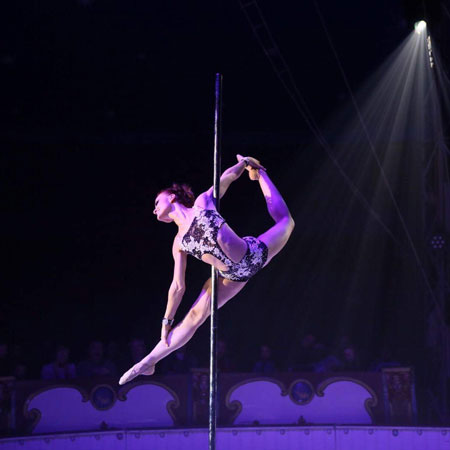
[0, 344, 12, 377]
[314, 342, 362, 373]
[5, 343, 31, 381]
[33, 340, 56, 379]
[336, 345, 362, 372]
[311, 342, 328, 363]
[369, 347, 402, 372]
[12, 362, 29, 381]
[77, 340, 117, 378]
[252, 344, 277, 374]
[41, 345, 76, 380]
[217, 339, 236, 372]
[129, 338, 147, 365]
[337, 335, 352, 352]
[119, 337, 148, 374]
[106, 340, 124, 372]
[313, 353, 342, 372]
[290, 334, 326, 371]
[161, 346, 198, 374]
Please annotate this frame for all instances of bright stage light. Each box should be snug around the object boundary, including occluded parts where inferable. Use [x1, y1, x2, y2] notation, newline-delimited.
[414, 20, 427, 34]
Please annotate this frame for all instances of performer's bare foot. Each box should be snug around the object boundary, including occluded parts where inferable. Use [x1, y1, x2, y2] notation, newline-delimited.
[248, 167, 260, 181]
[118, 362, 155, 385]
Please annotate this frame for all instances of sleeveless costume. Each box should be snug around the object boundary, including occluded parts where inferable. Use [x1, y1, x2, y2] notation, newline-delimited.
[179, 208, 268, 282]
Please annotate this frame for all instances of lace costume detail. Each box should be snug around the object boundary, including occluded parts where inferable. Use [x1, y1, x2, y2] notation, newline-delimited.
[180, 208, 268, 282]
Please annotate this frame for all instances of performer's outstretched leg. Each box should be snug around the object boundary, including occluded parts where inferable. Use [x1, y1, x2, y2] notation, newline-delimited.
[255, 169, 295, 265]
[119, 277, 246, 384]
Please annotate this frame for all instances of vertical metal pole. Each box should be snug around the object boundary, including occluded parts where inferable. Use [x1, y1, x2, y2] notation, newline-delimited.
[209, 73, 222, 450]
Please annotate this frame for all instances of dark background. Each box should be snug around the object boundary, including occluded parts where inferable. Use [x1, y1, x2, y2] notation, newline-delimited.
[2, 1, 448, 371]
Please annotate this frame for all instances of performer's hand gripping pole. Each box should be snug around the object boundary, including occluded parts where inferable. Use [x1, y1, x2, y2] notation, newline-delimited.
[209, 73, 222, 450]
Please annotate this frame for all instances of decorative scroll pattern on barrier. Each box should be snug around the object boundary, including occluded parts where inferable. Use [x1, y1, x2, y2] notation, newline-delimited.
[0, 370, 416, 435]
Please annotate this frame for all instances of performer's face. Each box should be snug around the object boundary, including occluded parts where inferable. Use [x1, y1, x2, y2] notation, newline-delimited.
[153, 192, 174, 222]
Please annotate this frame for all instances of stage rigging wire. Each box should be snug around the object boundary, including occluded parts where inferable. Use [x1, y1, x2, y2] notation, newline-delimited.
[443, 1, 450, 21]
[238, 0, 401, 247]
[312, 1, 445, 321]
[239, 0, 446, 323]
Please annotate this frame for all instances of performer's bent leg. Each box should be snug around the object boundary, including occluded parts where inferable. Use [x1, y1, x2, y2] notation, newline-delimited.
[256, 170, 295, 265]
[119, 277, 246, 384]
[258, 170, 293, 224]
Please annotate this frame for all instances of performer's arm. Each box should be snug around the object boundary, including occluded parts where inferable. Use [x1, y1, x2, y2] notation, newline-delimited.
[161, 241, 187, 346]
[202, 155, 266, 201]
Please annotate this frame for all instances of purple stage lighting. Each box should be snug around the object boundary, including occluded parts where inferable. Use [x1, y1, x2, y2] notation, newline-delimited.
[430, 235, 446, 249]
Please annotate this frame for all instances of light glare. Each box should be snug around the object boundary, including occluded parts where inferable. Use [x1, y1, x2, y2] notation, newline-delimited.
[414, 20, 427, 34]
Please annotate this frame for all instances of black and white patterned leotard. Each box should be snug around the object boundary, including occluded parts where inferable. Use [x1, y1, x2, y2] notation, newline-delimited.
[179, 207, 268, 282]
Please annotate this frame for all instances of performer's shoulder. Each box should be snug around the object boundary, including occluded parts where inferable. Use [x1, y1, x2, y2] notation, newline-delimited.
[193, 190, 216, 210]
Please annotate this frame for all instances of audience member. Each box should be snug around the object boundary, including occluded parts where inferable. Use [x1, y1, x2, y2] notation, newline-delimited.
[129, 338, 147, 365]
[9, 344, 31, 380]
[369, 347, 402, 372]
[161, 347, 198, 374]
[290, 334, 327, 371]
[337, 335, 352, 352]
[217, 339, 237, 372]
[313, 353, 342, 372]
[12, 363, 29, 381]
[336, 345, 362, 372]
[77, 341, 117, 378]
[106, 340, 125, 372]
[118, 337, 147, 373]
[41, 345, 76, 380]
[252, 344, 277, 374]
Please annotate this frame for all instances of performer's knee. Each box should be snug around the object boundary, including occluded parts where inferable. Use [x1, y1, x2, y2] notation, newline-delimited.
[286, 215, 295, 234]
[186, 305, 210, 328]
[278, 215, 295, 234]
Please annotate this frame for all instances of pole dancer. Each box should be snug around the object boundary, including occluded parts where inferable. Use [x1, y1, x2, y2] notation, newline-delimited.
[119, 156, 295, 384]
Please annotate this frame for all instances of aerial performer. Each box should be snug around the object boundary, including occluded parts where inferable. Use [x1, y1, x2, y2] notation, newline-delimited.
[119, 154, 294, 384]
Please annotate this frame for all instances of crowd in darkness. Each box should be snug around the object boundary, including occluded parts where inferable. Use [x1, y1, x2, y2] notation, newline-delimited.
[0, 334, 403, 382]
